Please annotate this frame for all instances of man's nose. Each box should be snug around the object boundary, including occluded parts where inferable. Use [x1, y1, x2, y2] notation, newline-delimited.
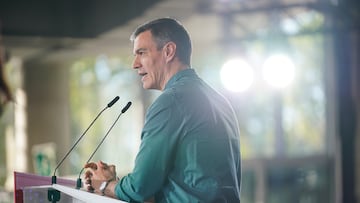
[132, 56, 140, 69]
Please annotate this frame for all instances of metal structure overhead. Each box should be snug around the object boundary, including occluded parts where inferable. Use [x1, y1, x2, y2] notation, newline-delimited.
[0, 0, 358, 60]
[0, 0, 164, 38]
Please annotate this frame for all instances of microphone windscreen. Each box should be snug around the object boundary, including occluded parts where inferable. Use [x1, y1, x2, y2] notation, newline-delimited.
[107, 96, 120, 108]
[121, 102, 132, 113]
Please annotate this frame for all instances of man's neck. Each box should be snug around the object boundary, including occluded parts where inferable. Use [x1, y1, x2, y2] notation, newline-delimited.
[160, 62, 189, 91]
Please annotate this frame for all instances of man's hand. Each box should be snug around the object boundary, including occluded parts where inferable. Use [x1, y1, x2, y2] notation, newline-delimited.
[84, 161, 117, 194]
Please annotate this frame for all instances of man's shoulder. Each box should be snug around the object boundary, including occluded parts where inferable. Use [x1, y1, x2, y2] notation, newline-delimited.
[148, 90, 177, 111]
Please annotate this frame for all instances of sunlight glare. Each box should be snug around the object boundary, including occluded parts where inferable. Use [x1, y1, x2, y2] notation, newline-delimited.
[262, 54, 295, 89]
[220, 58, 254, 92]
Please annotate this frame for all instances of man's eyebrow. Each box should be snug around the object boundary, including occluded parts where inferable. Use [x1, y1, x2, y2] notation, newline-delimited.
[134, 48, 147, 55]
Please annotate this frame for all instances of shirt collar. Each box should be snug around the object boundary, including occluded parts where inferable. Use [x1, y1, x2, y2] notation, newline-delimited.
[164, 68, 195, 90]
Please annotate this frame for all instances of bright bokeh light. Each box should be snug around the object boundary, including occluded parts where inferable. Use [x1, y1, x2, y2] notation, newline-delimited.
[220, 58, 254, 92]
[262, 54, 295, 89]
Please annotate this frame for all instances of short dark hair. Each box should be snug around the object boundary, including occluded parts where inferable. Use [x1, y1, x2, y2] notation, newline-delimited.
[130, 17, 192, 66]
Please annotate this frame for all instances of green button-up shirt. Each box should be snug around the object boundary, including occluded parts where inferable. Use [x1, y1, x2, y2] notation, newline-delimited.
[115, 69, 241, 203]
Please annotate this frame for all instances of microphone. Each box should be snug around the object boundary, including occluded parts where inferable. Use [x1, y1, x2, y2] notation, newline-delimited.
[76, 101, 132, 189]
[48, 96, 119, 202]
[121, 101, 132, 113]
[51, 96, 120, 184]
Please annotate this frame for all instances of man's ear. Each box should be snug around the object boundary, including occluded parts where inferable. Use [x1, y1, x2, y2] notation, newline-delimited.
[163, 42, 176, 63]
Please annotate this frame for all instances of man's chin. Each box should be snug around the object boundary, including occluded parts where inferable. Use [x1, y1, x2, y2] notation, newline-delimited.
[142, 84, 151, 90]
[143, 86, 155, 90]
[143, 84, 158, 90]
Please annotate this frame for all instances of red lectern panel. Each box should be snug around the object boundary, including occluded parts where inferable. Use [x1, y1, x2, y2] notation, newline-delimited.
[14, 171, 76, 203]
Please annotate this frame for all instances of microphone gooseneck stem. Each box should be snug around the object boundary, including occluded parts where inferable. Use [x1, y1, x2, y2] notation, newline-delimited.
[76, 168, 85, 189]
[86, 112, 123, 165]
[84, 102, 132, 164]
[52, 106, 108, 178]
[52, 96, 120, 181]
[77, 102, 132, 188]
[76, 111, 122, 188]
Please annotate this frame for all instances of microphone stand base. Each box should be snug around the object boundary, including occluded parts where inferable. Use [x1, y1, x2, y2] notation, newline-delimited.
[48, 188, 60, 203]
[76, 178, 82, 189]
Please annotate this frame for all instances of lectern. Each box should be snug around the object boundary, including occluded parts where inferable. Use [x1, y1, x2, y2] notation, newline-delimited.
[14, 171, 126, 203]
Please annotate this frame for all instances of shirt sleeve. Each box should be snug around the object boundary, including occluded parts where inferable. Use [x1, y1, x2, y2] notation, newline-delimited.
[115, 92, 183, 202]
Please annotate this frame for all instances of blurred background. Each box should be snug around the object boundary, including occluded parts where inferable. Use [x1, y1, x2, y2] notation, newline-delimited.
[0, 0, 359, 202]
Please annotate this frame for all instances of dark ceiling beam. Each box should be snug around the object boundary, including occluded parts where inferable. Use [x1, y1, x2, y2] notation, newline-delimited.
[0, 0, 163, 38]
